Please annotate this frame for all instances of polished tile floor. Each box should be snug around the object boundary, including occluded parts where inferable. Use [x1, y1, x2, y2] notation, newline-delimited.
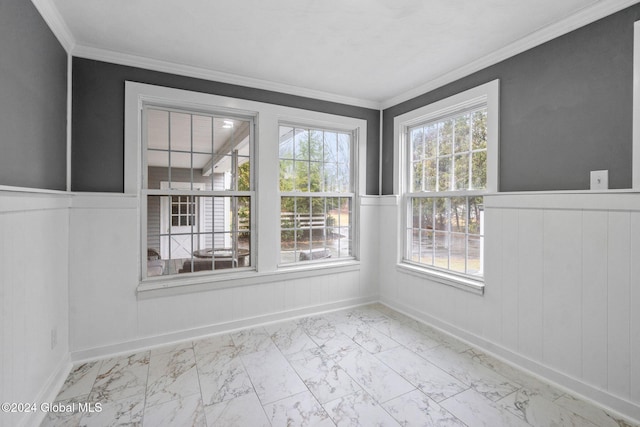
[42, 304, 636, 426]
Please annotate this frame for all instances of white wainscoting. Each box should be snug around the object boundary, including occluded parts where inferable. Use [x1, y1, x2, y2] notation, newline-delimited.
[0, 191, 72, 427]
[68, 194, 379, 360]
[378, 192, 640, 422]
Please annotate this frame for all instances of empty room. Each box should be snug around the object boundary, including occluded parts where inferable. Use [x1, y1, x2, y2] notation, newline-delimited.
[2, 0, 640, 425]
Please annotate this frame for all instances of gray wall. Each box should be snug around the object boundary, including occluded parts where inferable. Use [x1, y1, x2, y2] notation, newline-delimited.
[0, 0, 67, 190]
[382, 4, 640, 193]
[72, 58, 381, 194]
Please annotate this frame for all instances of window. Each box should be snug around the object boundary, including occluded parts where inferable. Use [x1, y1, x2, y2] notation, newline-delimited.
[142, 106, 254, 278]
[278, 124, 355, 264]
[396, 80, 498, 288]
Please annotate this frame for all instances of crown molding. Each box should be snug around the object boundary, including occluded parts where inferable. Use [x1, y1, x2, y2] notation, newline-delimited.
[381, 0, 640, 109]
[30, 0, 75, 53]
[72, 44, 382, 110]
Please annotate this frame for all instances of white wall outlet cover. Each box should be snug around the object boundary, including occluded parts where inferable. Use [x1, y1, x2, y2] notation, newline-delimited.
[590, 170, 608, 190]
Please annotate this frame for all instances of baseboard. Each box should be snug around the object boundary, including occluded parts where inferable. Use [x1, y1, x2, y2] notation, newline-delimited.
[379, 296, 640, 425]
[71, 296, 377, 363]
[14, 353, 72, 427]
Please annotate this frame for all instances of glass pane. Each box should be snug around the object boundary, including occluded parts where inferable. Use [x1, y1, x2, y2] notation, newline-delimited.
[408, 228, 419, 262]
[468, 235, 482, 275]
[192, 114, 213, 153]
[146, 151, 168, 189]
[424, 159, 437, 192]
[437, 157, 451, 192]
[420, 230, 434, 266]
[434, 231, 449, 269]
[411, 161, 423, 192]
[410, 198, 420, 229]
[450, 233, 466, 273]
[323, 163, 338, 192]
[472, 109, 487, 150]
[468, 196, 483, 235]
[147, 109, 169, 150]
[280, 159, 294, 191]
[170, 112, 191, 152]
[281, 197, 296, 227]
[324, 132, 338, 162]
[309, 162, 323, 192]
[450, 197, 467, 233]
[411, 127, 424, 162]
[237, 159, 250, 191]
[434, 198, 449, 231]
[471, 151, 487, 189]
[438, 119, 453, 156]
[310, 130, 324, 162]
[454, 154, 470, 190]
[337, 162, 350, 193]
[279, 126, 294, 159]
[294, 161, 309, 191]
[337, 133, 350, 164]
[294, 128, 309, 160]
[454, 113, 470, 153]
[424, 123, 438, 158]
[421, 198, 434, 231]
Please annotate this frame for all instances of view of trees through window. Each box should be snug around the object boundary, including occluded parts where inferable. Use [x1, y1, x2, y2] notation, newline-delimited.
[279, 125, 354, 264]
[406, 107, 487, 277]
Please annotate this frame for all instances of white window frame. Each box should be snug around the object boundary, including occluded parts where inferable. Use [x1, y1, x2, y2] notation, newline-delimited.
[124, 82, 366, 294]
[277, 122, 359, 266]
[394, 80, 499, 294]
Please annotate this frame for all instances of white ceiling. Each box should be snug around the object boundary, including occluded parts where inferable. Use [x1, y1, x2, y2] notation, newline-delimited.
[45, 0, 633, 107]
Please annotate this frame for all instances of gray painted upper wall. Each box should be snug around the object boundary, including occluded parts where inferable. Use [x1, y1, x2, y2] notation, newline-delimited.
[71, 59, 380, 194]
[0, 0, 67, 190]
[382, 4, 640, 194]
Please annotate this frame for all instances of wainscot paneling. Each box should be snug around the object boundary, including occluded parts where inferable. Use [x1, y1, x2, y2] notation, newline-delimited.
[378, 192, 640, 423]
[0, 191, 72, 427]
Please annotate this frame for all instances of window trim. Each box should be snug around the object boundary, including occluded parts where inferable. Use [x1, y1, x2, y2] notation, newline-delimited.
[124, 82, 367, 294]
[393, 80, 499, 293]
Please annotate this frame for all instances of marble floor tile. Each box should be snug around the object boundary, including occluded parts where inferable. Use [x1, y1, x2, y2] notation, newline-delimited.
[371, 318, 442, 355]
[554, 393, 637, 427]
[465, 348, 564, 402]
[230, 327, 275, 355]
[146, 347, 200, 407]
[382, 389, 466, 427]
[499, 389, 599, 427]
[55, 361, 102, 402]
[288, 347, 361, 404]
[375, 346, 468, 403]
[336, 346, 415, 403]
[265, 320, 319, 355]
[263, 391, 335, 427]
[192, 333, 235, 356]
[423, 345, 519, 401]
[88, 351, 150, 403]
[46, 304, 637, 427]
[440, 388, 529, 427]
[78, 394, 145, 427]
[143, 394, 205, 427]
[242, 347, 308, 404]
[323, 390, 400, 427]
[301, 316, 341, 346]
[195, 346, 253, 406]
[203, 392, 270, 427]
[336, 321, 401, 354]
[150, 340, 194, 357]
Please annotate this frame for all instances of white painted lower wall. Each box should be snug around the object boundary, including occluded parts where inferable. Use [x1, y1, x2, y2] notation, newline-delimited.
[378, 192, 640, 423]
[0, 191, 72, 427]
[67, 194, 380, 360]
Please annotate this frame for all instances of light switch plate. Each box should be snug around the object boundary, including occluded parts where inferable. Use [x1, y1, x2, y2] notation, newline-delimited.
[590, 170, 608, 190]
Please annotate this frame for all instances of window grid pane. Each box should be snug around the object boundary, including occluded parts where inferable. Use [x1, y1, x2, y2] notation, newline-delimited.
[279, 125, 354, 264]
[143, 106, 253, 279]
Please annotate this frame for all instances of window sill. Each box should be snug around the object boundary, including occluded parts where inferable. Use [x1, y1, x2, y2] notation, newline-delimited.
[396, 263, 485, 295]
[137, 260, 361, 299]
